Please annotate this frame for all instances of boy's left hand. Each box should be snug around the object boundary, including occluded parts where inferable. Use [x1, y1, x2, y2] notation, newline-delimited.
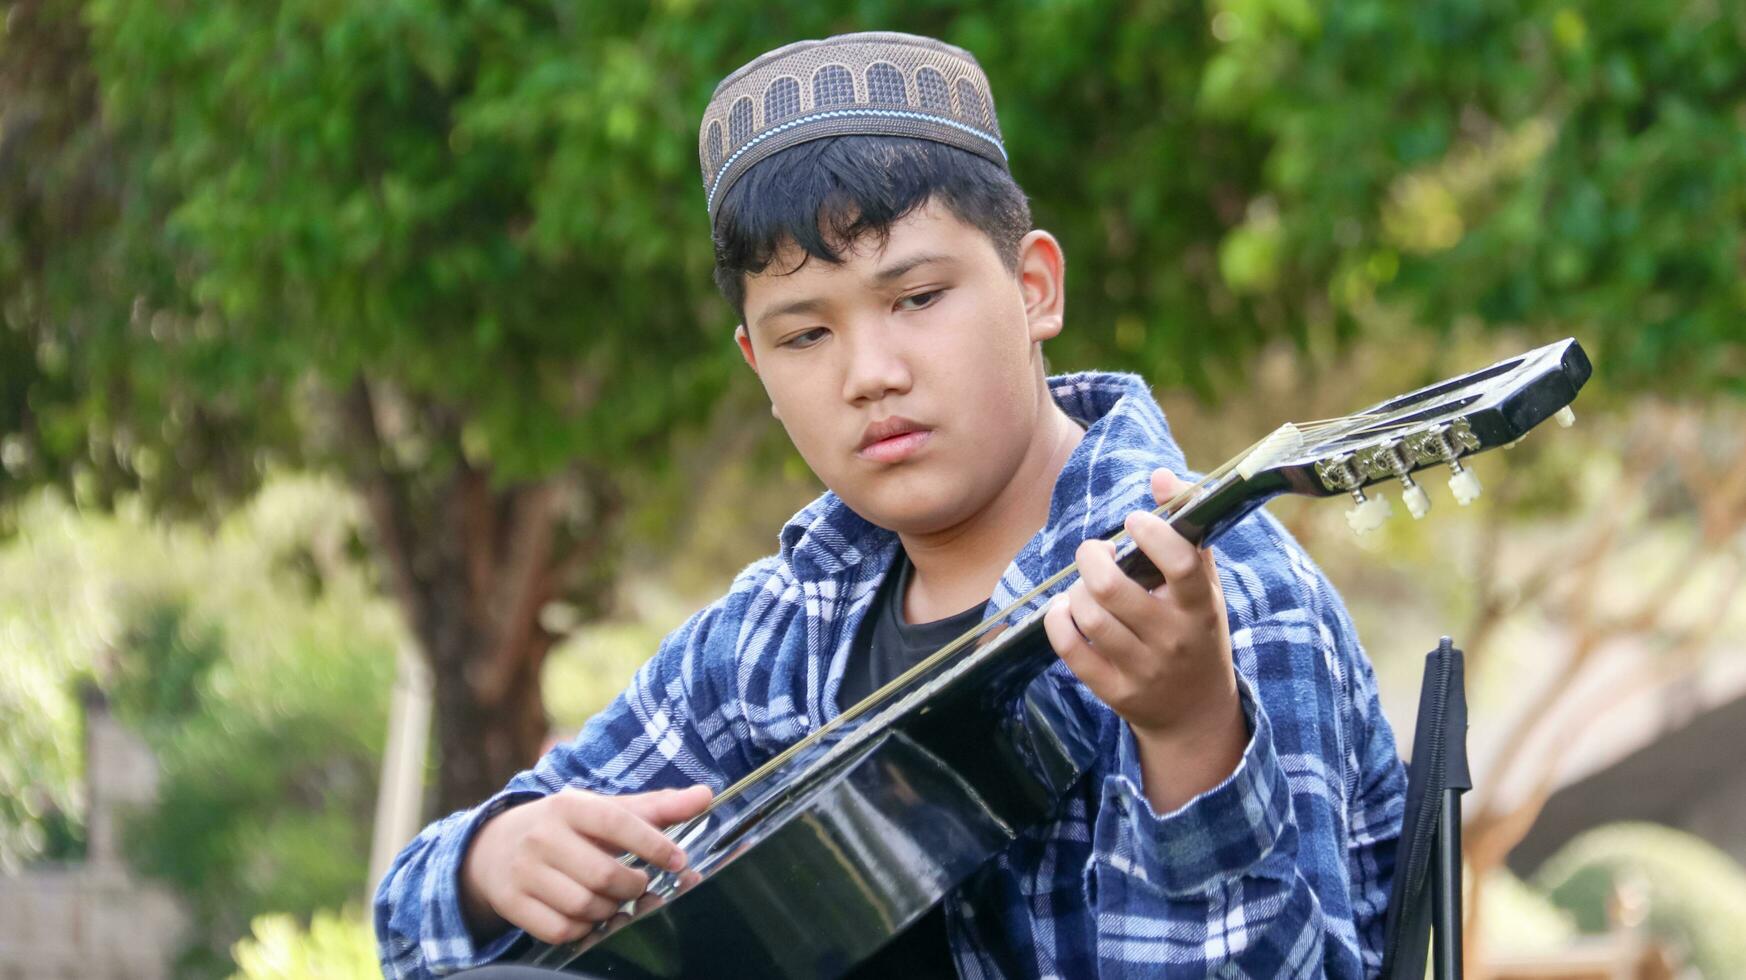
[1042, 468, 1247, 809]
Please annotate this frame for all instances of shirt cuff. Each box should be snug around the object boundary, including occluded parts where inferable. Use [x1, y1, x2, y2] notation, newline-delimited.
[420, 789, 544, 973]
[1093, 673, 1293, 898]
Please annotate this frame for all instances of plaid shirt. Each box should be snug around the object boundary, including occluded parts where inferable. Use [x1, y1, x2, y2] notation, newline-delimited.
[375, 371, 1405, 978]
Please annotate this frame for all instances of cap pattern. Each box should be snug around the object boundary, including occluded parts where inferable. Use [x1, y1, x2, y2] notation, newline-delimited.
[699, 31, 1009, 224]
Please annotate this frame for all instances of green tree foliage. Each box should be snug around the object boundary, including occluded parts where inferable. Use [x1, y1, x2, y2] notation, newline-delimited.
[4, 0, 1742, 807]
[79, 0, 740, 482]
[1536, 821, 1746, 977]
[1194, 0, 1746, 393]
[0, 0, 302, 528]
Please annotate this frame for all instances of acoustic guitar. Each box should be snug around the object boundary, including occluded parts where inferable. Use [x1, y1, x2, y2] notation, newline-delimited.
[468, 337, 1591, 979]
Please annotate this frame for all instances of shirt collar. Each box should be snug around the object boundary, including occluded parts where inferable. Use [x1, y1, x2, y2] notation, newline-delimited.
[777, 371, 1188, 583]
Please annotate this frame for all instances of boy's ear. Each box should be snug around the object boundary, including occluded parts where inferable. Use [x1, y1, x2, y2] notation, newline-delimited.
[1016, 230, 1066, 344]
[734, 324, 759, 374]
[734, 324, 781, 419]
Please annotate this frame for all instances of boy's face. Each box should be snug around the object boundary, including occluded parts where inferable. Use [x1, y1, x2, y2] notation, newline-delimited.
[735, 201, 1065, 535]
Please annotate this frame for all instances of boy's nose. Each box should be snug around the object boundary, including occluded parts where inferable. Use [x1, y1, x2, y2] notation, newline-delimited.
[841, 329, 913, 404]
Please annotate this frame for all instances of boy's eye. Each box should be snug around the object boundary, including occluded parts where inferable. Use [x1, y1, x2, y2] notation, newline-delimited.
[780, 327, 829, 350]
[896, 289, 943, 312]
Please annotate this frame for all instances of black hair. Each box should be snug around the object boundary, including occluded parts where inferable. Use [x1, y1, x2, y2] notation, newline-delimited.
[711, 135, 1033, 314]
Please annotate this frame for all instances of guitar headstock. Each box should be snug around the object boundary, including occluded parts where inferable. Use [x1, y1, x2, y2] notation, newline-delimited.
[1233, 338, 1592, 533]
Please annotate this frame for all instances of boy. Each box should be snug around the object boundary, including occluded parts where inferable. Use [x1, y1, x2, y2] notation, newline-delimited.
[376, 31, 1404, 978]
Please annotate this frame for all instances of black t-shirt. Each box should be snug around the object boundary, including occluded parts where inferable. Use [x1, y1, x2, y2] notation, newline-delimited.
[837, 549, 984, 979]
[835, 550, 985, 712]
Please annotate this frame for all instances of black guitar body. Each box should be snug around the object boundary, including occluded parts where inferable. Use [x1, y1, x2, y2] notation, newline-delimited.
[525, 624, 1104, 978]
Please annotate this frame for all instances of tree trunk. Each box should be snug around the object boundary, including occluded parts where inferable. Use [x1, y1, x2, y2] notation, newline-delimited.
[424, 596, 551, 814]
[343, 380, 617, 816]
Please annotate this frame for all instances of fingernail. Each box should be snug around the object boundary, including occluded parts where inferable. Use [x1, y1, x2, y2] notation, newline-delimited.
[668, 850, 687, 872]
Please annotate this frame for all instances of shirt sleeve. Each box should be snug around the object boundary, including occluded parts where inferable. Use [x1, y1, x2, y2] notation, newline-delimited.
[1083, 528, 1403, 978]
[1088, 673, 1328, 976]
[1345, 644, 1408, 974]
[372, 561, 773, 979]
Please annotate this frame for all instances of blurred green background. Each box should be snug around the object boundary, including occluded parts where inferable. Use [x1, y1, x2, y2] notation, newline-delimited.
[3, 0, 1744, 976]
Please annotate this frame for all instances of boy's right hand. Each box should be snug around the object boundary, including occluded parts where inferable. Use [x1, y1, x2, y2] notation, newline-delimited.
[459, 784, 714, 945]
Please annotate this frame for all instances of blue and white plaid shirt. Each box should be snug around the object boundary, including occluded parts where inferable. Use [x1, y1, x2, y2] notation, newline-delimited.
[375, 371, 1405, 978]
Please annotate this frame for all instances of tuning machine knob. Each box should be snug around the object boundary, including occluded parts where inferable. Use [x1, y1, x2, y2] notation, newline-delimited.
[1399, 476, 1431, 519]
[1448, 465, 1482, 505]
[1555, 406, 1575, 428]
[1346, 488, 1392, 534]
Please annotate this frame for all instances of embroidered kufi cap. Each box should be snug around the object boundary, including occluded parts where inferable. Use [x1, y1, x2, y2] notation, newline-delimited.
[698, 31, 1009, 226]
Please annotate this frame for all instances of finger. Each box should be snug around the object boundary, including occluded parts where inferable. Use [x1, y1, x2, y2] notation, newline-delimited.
[504, 892, 593, 946]
[1125, 509, 1212, 610]
[617, 785, 714, 828]
[525, 864, 623, 925]
[1200, 546, 1226, 614]
[1073, 537, 1169, 640]
[631, 886, 671, 916]
[532, 824, 653, 903]
[559, 791, 685, 872]
[570, 845, 652, 904]
[1062, 579, 1150, 669]
[1152, 467, 1191, 509]
[1043, 592, 1120, 693]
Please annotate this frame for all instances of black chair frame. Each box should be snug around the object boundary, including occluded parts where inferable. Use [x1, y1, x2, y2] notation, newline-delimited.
[1380, 636, 1472, 980]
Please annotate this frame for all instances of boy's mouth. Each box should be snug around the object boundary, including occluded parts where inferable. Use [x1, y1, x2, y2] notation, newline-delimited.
[857, 417, 933, 463]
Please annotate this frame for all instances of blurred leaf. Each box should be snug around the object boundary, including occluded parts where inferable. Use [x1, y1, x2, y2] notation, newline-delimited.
[228, 907, 377, 980]
[1538, 822, 1746, 977]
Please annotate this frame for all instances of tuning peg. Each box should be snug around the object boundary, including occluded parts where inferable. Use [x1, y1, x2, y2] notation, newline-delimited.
[1448, 464, 1482, 505]
[1346, 488, 1392, 534]
[1400, 476, 1431, 519]
[1555, 406, 1575, 428]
